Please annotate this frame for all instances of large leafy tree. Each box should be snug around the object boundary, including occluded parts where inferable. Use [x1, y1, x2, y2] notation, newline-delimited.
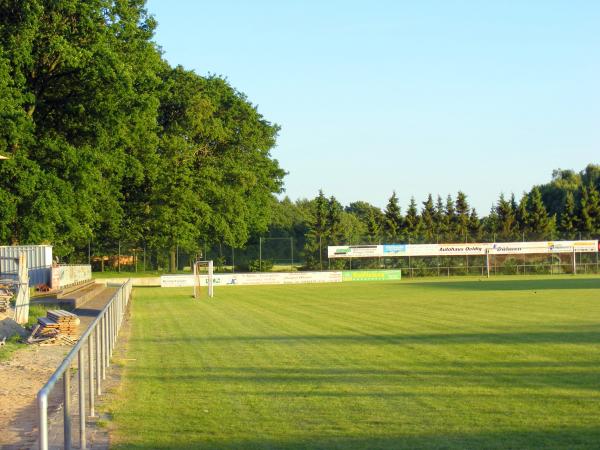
[153, 68, 284, 269]
[0, 0, 162, 255]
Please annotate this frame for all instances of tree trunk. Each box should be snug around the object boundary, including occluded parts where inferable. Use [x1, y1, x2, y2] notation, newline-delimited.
[170, 248, 177, 273]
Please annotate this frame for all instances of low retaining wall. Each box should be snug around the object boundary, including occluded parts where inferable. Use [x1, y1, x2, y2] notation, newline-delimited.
[160, 270, 402, 287]
[51, 265, 92, 289]
[96, 277, 161, 287]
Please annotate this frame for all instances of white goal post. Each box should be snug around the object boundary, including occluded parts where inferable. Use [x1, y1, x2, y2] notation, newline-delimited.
[193, 260, 214, 299]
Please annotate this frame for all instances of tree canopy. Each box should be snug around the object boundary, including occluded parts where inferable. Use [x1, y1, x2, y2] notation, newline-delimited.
[0, 0, 284, 268]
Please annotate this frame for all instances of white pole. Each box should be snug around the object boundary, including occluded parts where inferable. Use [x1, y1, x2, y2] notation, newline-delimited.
[208, 260, 214, 298]
[193, 262, 198, 299]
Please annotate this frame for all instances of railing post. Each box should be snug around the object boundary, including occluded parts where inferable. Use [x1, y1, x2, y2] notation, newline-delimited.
[36, 280, 131, 449]
[110, 303, 114, 356]
[64, 368, 72, 450]
[102, 317, 107, 379]
[96, 326, 102, 395]
[38, 392, 48, 450]
[78, 348, 87, 449]
[89, 332, 95, 416]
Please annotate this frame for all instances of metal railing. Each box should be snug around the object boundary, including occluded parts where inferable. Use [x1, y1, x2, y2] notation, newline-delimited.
[37, 279, 133, 450]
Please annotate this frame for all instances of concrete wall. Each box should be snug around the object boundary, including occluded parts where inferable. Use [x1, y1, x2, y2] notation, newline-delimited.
[52, 265, 92, 289]
[96, 277, 161, 287]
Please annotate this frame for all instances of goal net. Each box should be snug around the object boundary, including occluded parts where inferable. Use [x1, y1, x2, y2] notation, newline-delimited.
[193, 260, 214, 299]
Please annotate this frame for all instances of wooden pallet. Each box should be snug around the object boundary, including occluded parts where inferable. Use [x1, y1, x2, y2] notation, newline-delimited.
[33, 310, 80, 340]
[47, 310, 80, 325]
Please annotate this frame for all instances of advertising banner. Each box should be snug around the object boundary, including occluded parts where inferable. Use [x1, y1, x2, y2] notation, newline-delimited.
[342, 270, 402, 282]
[160, 270, 405, 287]
[488, 240, 598, 254]
[329, 240, 598, 258]
[161, 271, 344, 288]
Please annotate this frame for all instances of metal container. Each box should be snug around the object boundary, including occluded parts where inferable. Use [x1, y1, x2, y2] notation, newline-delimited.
[0, 245, 53, 286]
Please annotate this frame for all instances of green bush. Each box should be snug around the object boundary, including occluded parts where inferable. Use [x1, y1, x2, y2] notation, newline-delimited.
[247, 259, 274, 272]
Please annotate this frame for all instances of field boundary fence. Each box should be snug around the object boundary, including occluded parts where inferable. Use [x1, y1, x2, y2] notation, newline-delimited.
[61, 234, 599, 279]
[401, 261, 600, 278]
[36, 279, 133, 450]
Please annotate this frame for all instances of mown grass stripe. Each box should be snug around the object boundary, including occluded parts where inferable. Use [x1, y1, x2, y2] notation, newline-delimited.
[110, 276, 600, 450]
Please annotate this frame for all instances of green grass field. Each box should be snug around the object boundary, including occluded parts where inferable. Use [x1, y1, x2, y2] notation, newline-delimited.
[108, 276, 600, 449]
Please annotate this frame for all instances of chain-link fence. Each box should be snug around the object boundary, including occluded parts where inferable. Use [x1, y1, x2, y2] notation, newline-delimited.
[60, 231, 599, 277]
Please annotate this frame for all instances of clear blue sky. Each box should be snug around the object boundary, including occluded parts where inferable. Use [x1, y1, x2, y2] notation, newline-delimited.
[146, 0, 599, 213]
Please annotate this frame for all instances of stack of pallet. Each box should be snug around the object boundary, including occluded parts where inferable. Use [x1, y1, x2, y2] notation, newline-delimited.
[29, 309, 80, 345]
[45, 310, 80, 336]
[0, 288, 11, 312]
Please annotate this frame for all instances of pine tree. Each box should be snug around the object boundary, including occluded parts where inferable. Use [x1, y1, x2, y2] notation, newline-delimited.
[434, 195, 445, 241]
[420, 194, 436, 242]
[510, 193, 518, 213]
[383, 191, 403, 242]
[366, 209, 381, 243]
[559, 190, 578, 239]
[326, 196, 344, 244]
[314, 190, 328, 237]
[515, 193, 529, 239]
[483, 204, 499, 240]
[580, 184, 600, 237]
[496, 193, 516, 240]
[404, 197, 420, 241]
[468, 208, 482, 240]
[303, 190, 329, 270]
[526, 187, 556, 239]
[444, 194, 456, 241]
[455, 191, 470, 241]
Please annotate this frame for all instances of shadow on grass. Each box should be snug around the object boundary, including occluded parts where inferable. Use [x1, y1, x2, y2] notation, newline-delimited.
[110, 427, 600, 450]
[413, 277, 600, 292]
[139, 329, 600, 345]
[128, 363, 600, 391]
[130, 365, 600, 392]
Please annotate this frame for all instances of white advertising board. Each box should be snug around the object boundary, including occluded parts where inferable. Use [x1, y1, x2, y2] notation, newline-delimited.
[328, 240, 599, 258]
[161, 271, 343, 288]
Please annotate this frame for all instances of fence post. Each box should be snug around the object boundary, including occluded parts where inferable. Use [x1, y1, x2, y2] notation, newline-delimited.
[78, 349, 87, 449]
[96, 326, 102, 395]
[36, 281, 132, 450]
[102, 317, 107, 378]
[64, 368, 72, 450]
[38, 392, 48, 450]
[89, 333, 95, 416]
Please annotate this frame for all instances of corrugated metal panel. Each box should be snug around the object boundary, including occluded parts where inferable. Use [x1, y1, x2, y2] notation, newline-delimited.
[0, 245, 53, 286]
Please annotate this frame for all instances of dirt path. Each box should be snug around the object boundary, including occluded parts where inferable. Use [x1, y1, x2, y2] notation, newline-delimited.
[0, 286, 117, 449]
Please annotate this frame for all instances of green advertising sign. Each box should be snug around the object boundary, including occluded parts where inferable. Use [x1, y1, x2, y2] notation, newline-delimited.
[342, 270, 402, 282]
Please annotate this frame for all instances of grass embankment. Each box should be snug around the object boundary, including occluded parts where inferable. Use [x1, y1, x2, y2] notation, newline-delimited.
[109, 276, 600, 449]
